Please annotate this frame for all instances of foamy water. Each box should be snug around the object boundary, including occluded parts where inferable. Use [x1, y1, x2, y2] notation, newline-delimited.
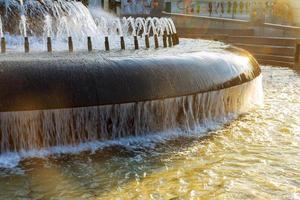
[0, 66, 299, 199]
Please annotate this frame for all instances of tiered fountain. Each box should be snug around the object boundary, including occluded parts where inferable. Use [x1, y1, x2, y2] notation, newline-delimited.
[0, 0, 262, 158]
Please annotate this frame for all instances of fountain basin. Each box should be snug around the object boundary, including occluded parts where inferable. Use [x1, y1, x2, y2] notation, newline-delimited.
[0, 42, 262, 153]
[0, 47, 260, 112]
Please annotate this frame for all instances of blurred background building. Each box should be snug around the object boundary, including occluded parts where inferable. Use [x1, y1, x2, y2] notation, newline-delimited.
[85, 0, 300, 26]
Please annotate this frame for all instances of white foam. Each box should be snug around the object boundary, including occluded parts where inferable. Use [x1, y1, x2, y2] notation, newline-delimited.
[0, 113, 237, 169]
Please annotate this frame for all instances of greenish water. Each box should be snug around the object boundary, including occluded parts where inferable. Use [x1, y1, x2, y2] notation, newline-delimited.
[0, 66, 299, 199]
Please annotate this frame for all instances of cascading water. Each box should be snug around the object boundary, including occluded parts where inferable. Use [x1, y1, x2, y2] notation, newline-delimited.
[0, 17, 3, 38]
[19, 15, 26, 37]
[0, 41, 263, 156]
[43, 15, 52, 38]
[0, 73, 263, 154]
[0, 0, 262, 169]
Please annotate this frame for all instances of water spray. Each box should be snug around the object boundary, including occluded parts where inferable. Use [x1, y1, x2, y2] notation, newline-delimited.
[167, 18, 179, 45]
[44, 15, 53, 52]
[0, 18, 4, 53]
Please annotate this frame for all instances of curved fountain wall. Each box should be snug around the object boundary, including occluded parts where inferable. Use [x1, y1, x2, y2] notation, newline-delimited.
[0, 0, 263, 156]
[0, 46, 262, 153]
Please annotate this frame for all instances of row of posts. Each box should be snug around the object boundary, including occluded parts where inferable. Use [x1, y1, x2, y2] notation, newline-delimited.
[0, 33, 179, 53]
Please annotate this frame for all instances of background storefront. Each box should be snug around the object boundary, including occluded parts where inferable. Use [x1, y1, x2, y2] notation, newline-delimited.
[86, 0, 300, 26]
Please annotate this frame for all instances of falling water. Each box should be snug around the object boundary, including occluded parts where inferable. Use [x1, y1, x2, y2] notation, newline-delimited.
[19, 14, 26, 37]
[95, 17, 108, 37]
[1, 66, 300, 200]
[128, 17, 137, 36]
[43, 15, 52, 38]
[115, 18, 124, 36]
[0, 74, 263, 154]
[0, 18, 3, 38]
[168, 18, 177, 34]
[161, 18, 171, 35]
[135, 17, 146, 36]
[146, 17, 158, 36]
[57, 16, 70, 38]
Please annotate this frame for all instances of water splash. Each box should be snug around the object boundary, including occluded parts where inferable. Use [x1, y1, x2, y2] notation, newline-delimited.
[0, 17, 3, 38]
[19, 14, 26, 37]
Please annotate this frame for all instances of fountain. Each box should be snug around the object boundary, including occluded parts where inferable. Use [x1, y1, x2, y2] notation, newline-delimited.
[0, 0, 262, 160]
[0, 17, 5, 53]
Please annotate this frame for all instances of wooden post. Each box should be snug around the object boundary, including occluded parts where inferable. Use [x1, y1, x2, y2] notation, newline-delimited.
[105, 36, 110, 51]
[294, 40, 300, 69]
[145, 35, 150, 49]
[87, 36, 92, 52]
[171, 34, 176, 46]
[68, 37, 73, 52]
[168, 34, 173, 47]
[47, 37, 52, 52]
[24, 37, 29, 53]
[134, 36, 139, 50]
[174, 33, 179, 45]
[163, 32, 167, 48]
[120, 36, 125, 50]
[1, 37, 6, 53]
[154, 34, 159, 49]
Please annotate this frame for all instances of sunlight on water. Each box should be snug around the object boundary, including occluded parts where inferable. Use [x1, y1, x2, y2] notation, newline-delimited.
[0, 66, 299, 199]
